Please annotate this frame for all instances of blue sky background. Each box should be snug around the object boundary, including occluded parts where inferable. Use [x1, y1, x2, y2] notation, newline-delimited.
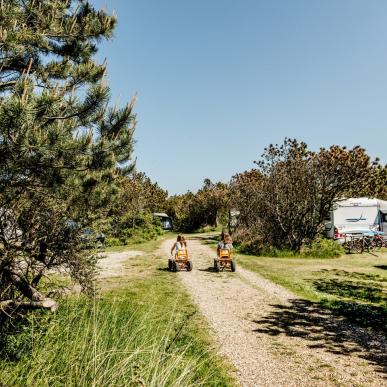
[92, 0, 387, 194]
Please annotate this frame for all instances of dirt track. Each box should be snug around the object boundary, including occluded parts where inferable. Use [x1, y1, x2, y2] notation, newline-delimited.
[161, 235, 387, 387]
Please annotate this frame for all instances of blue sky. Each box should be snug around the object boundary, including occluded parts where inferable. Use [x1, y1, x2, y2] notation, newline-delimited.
[92, 0, 387, 194]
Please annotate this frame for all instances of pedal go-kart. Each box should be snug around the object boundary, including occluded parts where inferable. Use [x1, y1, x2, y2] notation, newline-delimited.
[214, 248, 236, 272]
[168, 249, 193, 272]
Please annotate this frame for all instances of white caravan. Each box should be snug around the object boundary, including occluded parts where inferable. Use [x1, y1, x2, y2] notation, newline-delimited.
[325, 197, 387, 240]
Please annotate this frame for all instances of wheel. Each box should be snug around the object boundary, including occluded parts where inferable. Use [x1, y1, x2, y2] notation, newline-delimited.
[231, 260, 236, 272]
[374, 238, 383, 251]
[187, 260, 193, 271]
[343, 242, 351, 254]
[172, 261, 178, 272]
[214, 259, 220, 272]
[351, 239, 363, 254]
[168, 259, 173, 271]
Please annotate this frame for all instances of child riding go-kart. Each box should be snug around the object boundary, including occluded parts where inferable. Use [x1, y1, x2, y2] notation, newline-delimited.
[214, 248, 236, 272]
[214, 232, 236, 272]
[169, 235, 193, 272]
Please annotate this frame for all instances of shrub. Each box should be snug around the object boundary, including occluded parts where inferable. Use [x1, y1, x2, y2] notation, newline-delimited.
[301, 237, 344, 258]
[198, 225, 220, 233]
[105, 237, 121, 247]
[236, 234, 344, 258]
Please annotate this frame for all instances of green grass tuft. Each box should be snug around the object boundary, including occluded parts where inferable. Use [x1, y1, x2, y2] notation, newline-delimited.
[0, 236, 235, 386]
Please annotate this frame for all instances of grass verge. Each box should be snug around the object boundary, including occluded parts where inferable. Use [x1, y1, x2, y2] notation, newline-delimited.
[202, 234, 387, 335]
[236, 248, 387, 335]
[0, 235, 235, 386]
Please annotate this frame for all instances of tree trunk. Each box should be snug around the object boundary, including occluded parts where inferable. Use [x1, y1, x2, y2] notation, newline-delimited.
[0, 298, 58, 312]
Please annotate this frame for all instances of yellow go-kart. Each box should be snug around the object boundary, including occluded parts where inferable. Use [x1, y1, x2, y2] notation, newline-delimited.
[168, 249, 193, 272]
[214, 248, 236, 272]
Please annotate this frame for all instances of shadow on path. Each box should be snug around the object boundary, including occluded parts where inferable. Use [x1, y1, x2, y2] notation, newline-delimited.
[198, 267, 217, 273]
[253, 299, 387, 375]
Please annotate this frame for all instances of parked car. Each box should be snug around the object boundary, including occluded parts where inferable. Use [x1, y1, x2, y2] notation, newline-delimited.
[80, 228, 105, 248]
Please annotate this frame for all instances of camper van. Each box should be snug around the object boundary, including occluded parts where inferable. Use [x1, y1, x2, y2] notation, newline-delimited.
[325, 197, 387, 242]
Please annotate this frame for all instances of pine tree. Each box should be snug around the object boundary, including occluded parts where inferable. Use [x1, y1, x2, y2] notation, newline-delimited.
[0, 1, 136, 312]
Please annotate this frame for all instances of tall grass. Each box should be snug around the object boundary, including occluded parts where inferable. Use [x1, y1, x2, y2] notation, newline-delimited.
[1, 235, 234, 386]
[0, 293, 231, 386]
[1, 264, 234, 387]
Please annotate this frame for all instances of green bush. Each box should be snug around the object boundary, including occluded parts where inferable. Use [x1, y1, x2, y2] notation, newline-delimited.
[237, 236, 344, 258]
[105, 213, 165, 246]
[197, 225, 220, 233]
[104, 237, 121, 247]
[301, 237, 344, 258]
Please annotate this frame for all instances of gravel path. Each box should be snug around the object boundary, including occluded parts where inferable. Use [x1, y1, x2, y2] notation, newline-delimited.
[162, 236, 387, 387]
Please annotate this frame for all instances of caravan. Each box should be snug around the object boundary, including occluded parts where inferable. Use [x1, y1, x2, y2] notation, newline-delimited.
[325, 197, 387, 242]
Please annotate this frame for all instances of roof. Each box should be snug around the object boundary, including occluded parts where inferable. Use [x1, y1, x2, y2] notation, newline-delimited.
[336, 197, 387, 210]
[153, 212, 170, 218]
[336, 198, 378, 207]
[378, 199, 387, 212]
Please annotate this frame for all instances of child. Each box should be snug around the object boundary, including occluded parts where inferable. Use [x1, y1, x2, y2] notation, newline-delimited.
[217, 232, 233, 257]
[170, 235, 187, 258]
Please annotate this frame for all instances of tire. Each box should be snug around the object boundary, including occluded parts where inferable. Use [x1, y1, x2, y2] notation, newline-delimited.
[374, 238, 383, 251]
[187, 260, 193, 271]
[172, 261, 178, 272]
[168, 259, 173, 271]
[231, 260, 236, 272]
[351, 239, 363, 254]
[214, 259, 220, 272]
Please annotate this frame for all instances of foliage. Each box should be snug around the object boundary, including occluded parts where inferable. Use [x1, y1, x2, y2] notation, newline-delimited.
[105, 224, 164, 246]
[236, 235, 344, 258]
[102, 172, 168, 242]
[301, 237, 344, 258]
[0, 1, 135, 312]
[166, 179, 230, 232]
[231, 138, 383, 251]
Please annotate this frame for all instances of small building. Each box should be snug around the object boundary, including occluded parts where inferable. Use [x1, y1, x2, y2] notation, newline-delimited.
[153, 213, 173, 230]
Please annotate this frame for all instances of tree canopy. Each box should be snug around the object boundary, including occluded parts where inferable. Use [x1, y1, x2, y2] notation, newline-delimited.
[0, 0, 136, 313]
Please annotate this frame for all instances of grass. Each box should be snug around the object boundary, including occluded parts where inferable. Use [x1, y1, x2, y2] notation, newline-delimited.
[104, 232, 178, 254]
[202, 234, 387, 334]
[235, 248, 387, 335]
[0, 234, 235, 386]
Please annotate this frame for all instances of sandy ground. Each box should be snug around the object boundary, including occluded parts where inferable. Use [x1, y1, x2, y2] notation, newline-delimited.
[98, 250, 144, 278]
[161, 236, 387, 387]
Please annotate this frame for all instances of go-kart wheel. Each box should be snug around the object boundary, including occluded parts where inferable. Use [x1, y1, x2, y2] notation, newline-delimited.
[172, 261, 178, 272]
[214, 259, 220, 272]
[231, 260, 236, 272]
[187, 260, 193, 271]
[168, 259, 173, 271]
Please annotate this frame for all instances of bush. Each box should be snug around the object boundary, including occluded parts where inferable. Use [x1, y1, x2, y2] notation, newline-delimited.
[125, 225, 164, 244]
[105, 224, 165, 246]
[197, 225, 220, 233]
[105, 237, 121, 247]
[301, 237, 344, 258]
[235, 234, 344, 258]
[104, 211, 165, 246]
